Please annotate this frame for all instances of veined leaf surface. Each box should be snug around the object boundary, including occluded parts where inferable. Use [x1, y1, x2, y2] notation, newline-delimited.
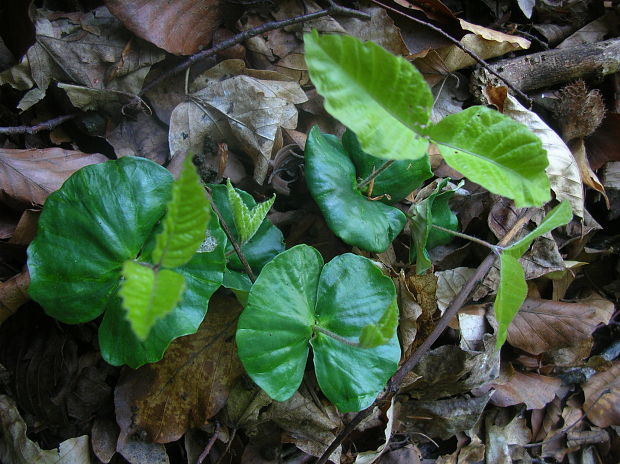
[226, 179, 275, 244]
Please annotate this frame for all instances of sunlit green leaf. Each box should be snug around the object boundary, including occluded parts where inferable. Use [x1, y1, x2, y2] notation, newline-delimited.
[359, 298, 399, 348]
[152, 155, 211, 267]
[120, 261, 186, 340]
[304, 31, 431, 161]
[430, 106, 551, 208]
[226, 178, 275, 244]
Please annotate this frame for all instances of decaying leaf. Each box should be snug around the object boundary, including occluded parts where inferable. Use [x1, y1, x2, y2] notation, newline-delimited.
[105, 0, 223, 55]
[354, 400, 395, 464]
[169, 71, 307, 183]
[570, 138, 609, 207]
[106, 112, 170, 164]
[485, 410, 531, 464]
[0, 394, 92, 463]
[115, 295, 243, 443]
[0, 270, 30, 326]
[435, 267, 477, 314]
[506, 297, 612, 355]
[487, 364, 563, 410]
[583, 361, 620, 427]
[0, 148, 108, 208]
[116, 435, 169, 464]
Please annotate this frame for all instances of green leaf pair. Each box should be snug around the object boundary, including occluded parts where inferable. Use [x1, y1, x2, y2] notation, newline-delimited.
[305, 127, 431, 253]
[304, 31, 552, 210]
[236, 244, 400, 412]
[27, 157, 226, 367]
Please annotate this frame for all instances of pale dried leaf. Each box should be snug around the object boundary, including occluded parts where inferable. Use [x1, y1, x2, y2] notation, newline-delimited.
[570, 138, 609, 207]
[507, 297, 611, 355]
[485, 411, 531, 464]
[105, 0, 223, 55]
[558, 11, 617, 49]
[116, 436, 169, 464]
[115, 295, 243, 443]
[457, 305, 489, 352]
[0, 148, 108, 208]
[583, 361, 620, 427]
[435, 267, 477, 314]
[355, 400, 395, 464]
[0, 394, 92, 463]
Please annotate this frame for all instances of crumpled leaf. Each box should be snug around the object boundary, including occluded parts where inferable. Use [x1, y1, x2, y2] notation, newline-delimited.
[434, 267, 479, 314]
[104, 0, 223, 55]
[0, 148, 108, 208]
[115, 295, 244, 443]
[506, 297, 613, 355]
[0, 394, 92, 463]
[169, 73, 307, 183]
[582, 361, 620, 427]
[570, 138, 609, 207]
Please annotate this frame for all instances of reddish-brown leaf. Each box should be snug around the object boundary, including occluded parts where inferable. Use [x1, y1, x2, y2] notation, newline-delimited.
[489, 364, 562, 410]
[583, 361, 620, 427]
[105, 0, 224, 56]
[0, 271, 30, 326]
[0, 148, 107, 209]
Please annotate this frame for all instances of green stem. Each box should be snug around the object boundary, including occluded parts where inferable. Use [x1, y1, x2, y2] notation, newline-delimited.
[356, 159, 396, 190]
[313, 325, 360, 347]
[430, 224, 502, 254]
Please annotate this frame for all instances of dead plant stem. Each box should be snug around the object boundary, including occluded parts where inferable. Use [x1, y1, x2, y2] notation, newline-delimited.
[0, 114, 76, 135]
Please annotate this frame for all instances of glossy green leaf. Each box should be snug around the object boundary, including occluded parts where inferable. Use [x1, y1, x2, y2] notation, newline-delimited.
[304, 31, 431, 161]
[27, 157, 173, 323]
[209, 184, 283, 278]
[305, 127, 406, 253]
[226, 179, 276, 244]
[236, 245, 321, 401]
[493, 201, 572, 348]
[120, 261, 186, 340]
[342, 129, 432, 203]
[429, 106, 551, 208]
[408, 179, 460, 274]
[152, 155, 210, 267]
[236, 245, 400, 412]
[358, 298, 399, 348]
[99, 214, 226, 367]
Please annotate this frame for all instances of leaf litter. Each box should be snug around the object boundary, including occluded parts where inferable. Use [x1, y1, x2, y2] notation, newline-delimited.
[0, 1, 619, 463]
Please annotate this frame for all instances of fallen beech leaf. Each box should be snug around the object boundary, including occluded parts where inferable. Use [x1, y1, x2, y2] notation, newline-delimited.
[91, 417, 118, 464]
[0, 394, 92, 463]
[602, 161, 620, 220]
[489, 364, 562, 410]
[485, 410, 530, 464]
[106, 112, 169, 164]
[507, 297, 612, 355]
[583, 361, 620, 427]
[115, 295, 243, 443]
[435, 267, 477, 313]
[0, 148, 108, 208]
[104, 0, 223, 56]
[116, 435, 169, 464]
[9, 209, 39, 246]
[586, 112, 620, 170]
[570, 138, 609, 207]
[0, 271, 30, 326]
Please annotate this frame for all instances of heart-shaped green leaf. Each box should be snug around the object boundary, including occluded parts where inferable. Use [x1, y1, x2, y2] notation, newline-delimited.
[236, 244, 400, 412]
[494, 201, 572, 347]
[28, 157, 173, 323]
[342, 129, 432, 203]
[304, 31, 431, 161]
[429, 106, 551, 208]
[305, 127, 406, 253]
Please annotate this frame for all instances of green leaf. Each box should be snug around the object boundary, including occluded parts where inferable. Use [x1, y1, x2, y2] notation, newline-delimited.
[429, 106, 551, 208]
[226, 179, 275, 244]
[208, 183, 284, 276]
[304, 31, 431, 161]
[236, 245, 400, 412]
[152, 155, 210, 267]
[342, 129, 432, 203]
[408, 179, 460, 274]
[493, 201, 572, 348]
[99, 214, 226, 367]
[28, 157, 173, 323]
[359, 298, 399, 348]
[305, 127, 406, 253]
[119, 261, 186, 340]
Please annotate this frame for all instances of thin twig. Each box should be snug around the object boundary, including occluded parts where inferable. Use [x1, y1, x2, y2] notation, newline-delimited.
[357, 160, 396, 190]
[430, 224, 501, 253]
[197, 421, 220, 464]
[205, 187, 256, 282]
[0, 114, 76, 135]
[316, 208, 536, 464]
[138, 1, 370, 97]
[369, 0, 533, 105]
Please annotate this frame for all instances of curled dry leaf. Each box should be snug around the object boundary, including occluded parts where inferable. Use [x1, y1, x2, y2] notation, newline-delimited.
[487, 364, 563, 410]
[0, 395, 92, 464]
[570, 138, 609, 208]
[506, 297, 612, 355]
[0, 148, 108, 208]
[105, 0, 223, 55]
[115, 295, 244, 443]
[582, 361, 620, 427]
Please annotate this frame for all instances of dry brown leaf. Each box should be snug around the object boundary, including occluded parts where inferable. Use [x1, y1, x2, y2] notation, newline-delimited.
[485, 410, 531, 464]
[106, 112, 169, 164]
[570, 138, 609, 207]
[489, 364, 562, 410]
[602, 161, 620, 220]
[91, 417, 118, 464]
[586, 113, 620, 170]
[0, 148, 108, 209]
[116, 435, 169, 464]
[434, 267, 477, 313]
[114, 295, 244, 443]
[9, 209, 39, 246]
[507, 297, 611, 355]
[0, 271, 30, 326]
[105, 0, 223, 55]
[583, 361, 620, 427]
